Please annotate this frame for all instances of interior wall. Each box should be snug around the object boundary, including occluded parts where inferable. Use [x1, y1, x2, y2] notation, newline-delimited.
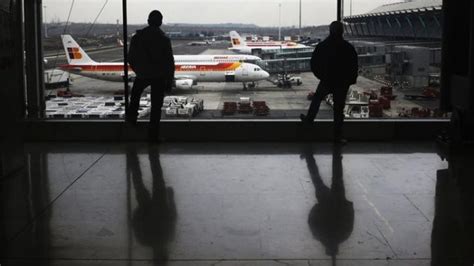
[0, 0, 25, 179]
[441, 0, 473, 112]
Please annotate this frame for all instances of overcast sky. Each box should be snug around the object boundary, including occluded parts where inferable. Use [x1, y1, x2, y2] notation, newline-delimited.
[43, 0, 401, 27]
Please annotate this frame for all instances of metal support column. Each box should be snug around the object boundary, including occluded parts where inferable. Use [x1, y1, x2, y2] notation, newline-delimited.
[24, 0, 45, 119]
[405, 15, 416, 39]
[16, 0, 26, 119]
[122, 0, 129, 117]
[337, 0, 343, 21]
[348, 22, 356, 37]
[371, 18, 378, 36]
[343, 23, 350, 36]
[385, 17, 393, 37]
[366, 18, 373, 36]
[418, 14, 426, 38]
[355, 22, 363, 36]
[360, 22, 367, 36]
[378, 17, 386, 37]
[394, 16, 402, 38]
[470, 2, 474, 116]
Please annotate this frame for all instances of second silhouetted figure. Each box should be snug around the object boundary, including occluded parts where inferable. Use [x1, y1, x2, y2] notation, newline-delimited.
[128, 10, 175, 142]
[301, 21, 358, 144]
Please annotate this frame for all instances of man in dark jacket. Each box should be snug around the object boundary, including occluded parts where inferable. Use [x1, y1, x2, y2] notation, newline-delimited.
[301, 21, 358, 144]
[127, 10, 175, 141]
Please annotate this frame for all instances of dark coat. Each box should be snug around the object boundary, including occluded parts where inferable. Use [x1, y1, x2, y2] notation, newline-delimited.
[129, 26, 175, 83]
[310, 36, 358, 87]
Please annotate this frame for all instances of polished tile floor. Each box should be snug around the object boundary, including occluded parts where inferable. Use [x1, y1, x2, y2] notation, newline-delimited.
[1, 142, 473, 266]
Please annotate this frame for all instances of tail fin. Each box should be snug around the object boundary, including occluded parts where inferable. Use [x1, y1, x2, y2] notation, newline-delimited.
[229, 31, 246, 47]
[61, 35, 95, 65]
[117, 38, 124, 47]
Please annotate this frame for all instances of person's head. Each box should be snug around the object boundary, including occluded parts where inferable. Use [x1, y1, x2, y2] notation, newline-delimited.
[148, 10, 163, 27]
[329, 21, 344, 38]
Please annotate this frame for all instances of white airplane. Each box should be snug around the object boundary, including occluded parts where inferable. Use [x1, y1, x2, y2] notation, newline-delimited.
[187, 38, 217, 46]
[228, 31, 308, 54]
[59, 35, 269, 89]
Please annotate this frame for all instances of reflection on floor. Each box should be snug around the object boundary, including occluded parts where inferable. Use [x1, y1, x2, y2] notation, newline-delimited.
[1, 142, 472, 265]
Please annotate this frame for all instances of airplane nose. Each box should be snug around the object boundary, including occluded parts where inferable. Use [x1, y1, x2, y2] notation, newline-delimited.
[262, 71, 270, 79]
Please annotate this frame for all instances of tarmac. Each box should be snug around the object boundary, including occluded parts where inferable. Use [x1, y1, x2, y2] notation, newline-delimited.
[44, 40, 443, 120]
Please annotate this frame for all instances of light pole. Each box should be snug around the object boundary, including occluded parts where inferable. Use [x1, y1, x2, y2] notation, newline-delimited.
[299, 0, 302, 39]
[43, 5, 48, 38]
[350, 0, 353, 16]
[278, 3, 282, 41]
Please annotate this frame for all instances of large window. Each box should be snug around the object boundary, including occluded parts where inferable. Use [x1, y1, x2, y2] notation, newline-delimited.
[343, 0, 445, 119]
[40, 0, 446, 120]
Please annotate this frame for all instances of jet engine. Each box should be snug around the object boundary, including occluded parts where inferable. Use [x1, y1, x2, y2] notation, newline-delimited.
[174, 79, 194, 89]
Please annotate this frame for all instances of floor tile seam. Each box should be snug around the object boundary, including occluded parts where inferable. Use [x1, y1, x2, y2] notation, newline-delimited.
[6, 152, 108, 243]
[402, 194, 431, 222]
[374, 223, 398, 259]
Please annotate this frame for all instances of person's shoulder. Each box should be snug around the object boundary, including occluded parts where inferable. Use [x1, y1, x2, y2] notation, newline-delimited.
[318, 38, 330, 46]
[138, 27, 153, 38]
[314, 38, 328, 50]
[342, 39, 355, 49]
[132, 29, 143, 37]
[158, 29, 171, 41]
[146, 27, 169, 40]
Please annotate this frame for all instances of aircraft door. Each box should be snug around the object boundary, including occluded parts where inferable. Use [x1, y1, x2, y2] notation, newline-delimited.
[242, 67, 249, 77]
[225, 71, 235, 82]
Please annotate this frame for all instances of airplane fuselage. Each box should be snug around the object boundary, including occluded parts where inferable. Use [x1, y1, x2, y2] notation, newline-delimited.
[60, 61, 268, 83]
[228, 30, 308, 54]
[60, 34, 269, 86]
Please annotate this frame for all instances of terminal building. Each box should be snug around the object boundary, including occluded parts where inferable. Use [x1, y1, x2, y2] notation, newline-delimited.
[343, 0, 442, 40]
[340, 0, 444, 88]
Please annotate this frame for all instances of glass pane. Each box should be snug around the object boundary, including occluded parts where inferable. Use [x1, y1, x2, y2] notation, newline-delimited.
[42, 0, 127, 119]
[41, 0, 447, 120]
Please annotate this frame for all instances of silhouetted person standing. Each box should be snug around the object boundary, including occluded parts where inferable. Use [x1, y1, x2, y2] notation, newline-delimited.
[301, 21, 358, 144]
[303, 145, 354, 265]
[128, 10, 175, 141]
[127, 145, 177, 265]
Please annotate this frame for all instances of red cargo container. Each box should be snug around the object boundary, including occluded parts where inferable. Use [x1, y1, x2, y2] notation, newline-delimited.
[378, 96, 391, 109]
[369, 101, 383, 117]
[222, 102, 237, 115]
[253, 101, 270, 116]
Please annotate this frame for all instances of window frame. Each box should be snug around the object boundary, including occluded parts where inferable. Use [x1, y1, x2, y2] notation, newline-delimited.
[21, 0, 449, 142]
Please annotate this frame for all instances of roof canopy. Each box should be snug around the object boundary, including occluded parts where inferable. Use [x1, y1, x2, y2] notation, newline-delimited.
[370, 0, 441, 14]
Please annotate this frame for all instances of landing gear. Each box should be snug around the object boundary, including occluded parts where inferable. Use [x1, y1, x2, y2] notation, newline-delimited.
[242, 82, 256, 91]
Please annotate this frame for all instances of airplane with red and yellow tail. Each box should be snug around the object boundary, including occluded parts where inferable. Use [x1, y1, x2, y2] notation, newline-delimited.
[60, 35, 269, 89]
